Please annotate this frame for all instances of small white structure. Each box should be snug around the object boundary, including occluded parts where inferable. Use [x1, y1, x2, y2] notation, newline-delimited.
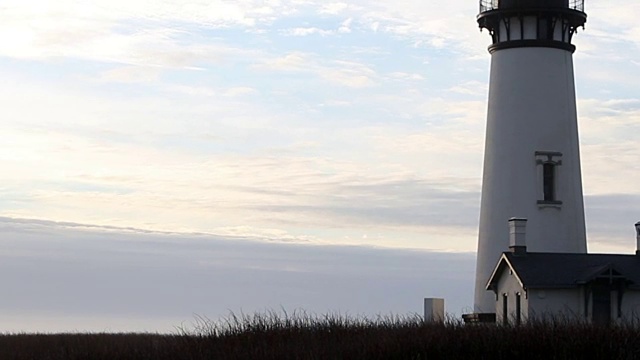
[486, 221, 640, 325]
[423, 298, 445, 322]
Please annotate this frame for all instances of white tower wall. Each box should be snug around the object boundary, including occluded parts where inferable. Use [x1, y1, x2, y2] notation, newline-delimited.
[473, 47, 587, 312]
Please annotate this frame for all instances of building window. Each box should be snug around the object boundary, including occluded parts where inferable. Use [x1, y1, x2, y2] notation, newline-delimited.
[515, 293, 522, 325]
[535, 151, 563, 206]
[502, 294, 508, 325]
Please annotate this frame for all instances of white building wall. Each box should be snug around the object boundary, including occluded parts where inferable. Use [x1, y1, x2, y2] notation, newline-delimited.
[527, 289, 584, 321]
[618, 291, 640, 323]
[473, 45, 588, 312]
[494, 267, 528, 324]
[491, 263, 640, 324]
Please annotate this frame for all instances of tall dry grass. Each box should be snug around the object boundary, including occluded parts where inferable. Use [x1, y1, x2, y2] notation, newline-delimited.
[0, 311, 638, 359]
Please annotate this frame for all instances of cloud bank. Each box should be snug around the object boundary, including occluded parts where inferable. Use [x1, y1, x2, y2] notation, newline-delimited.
[0, 217, 474, 333]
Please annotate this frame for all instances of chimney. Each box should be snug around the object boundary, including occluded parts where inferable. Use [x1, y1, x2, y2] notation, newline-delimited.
[636, 222, 640, 256]
[509, 218, 528, 255]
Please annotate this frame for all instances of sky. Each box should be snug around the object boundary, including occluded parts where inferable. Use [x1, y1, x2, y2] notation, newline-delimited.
[0, 0, 638, 332]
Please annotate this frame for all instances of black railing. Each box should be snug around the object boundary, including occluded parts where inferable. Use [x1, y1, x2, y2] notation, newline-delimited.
[480, 0, 584, 13]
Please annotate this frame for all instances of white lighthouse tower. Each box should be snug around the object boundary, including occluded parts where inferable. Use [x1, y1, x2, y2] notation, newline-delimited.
[472, 0, 589, 314]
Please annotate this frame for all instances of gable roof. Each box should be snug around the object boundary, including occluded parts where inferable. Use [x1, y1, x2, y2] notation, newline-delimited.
[486, 252, 640, 291]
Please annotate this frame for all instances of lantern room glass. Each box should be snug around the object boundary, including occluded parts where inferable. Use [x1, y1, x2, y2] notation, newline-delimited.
[480, 0, 584, 13]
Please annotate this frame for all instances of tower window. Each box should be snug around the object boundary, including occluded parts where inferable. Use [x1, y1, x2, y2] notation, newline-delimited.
[543, 163, 555, 201]
[535, 151, 563, 206]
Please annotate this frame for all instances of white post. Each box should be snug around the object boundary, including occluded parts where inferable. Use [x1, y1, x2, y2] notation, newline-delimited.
[424, 298, 445, 322]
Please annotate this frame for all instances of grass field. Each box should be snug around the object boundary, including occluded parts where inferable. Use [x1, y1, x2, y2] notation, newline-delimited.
[1, 311, 639, 359]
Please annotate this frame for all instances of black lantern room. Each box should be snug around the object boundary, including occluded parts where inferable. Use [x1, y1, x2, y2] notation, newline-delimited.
[478, 0, 586, 53]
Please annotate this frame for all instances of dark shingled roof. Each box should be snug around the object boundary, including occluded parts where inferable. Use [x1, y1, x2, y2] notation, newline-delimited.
[487, 252, 640, 290]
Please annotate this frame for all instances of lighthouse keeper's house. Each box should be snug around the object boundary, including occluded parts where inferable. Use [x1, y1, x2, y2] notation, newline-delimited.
[486, 219, 640, 325]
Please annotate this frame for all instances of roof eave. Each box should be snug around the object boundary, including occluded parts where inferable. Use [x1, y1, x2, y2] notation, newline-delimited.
[485, 253, 526, 291]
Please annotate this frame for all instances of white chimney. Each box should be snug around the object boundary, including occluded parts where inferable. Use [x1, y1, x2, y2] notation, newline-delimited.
[509, 218, 528, 254]
[635, 222, 640, 256]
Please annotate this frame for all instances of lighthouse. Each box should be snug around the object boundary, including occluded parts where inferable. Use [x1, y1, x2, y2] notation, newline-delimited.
[472, 0, 588, 314]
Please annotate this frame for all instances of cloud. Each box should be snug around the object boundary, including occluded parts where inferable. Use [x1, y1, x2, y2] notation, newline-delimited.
[98, 65, 162, 83]
[584, 194, 640, 253]
[2, 0, 636, 71]
[254, 52, 378, 88]
[223, 86, 258, 97]
[0, 0, 489, 68]
[577, 98, 640, 195]
[319, 3, 350, 15]
[255, 51, 309, 72]
[279, 18, 353, 36]
[0, 0, 637, 263]
[447, 81, 488, 97]
[0, 138, 483, 251]
[388, 72, 425, 81]
[320, 60, 377, 88]
[281, 27, 335, 37]
[0, 217, 475, 332]
[339, 18, 353, 33]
